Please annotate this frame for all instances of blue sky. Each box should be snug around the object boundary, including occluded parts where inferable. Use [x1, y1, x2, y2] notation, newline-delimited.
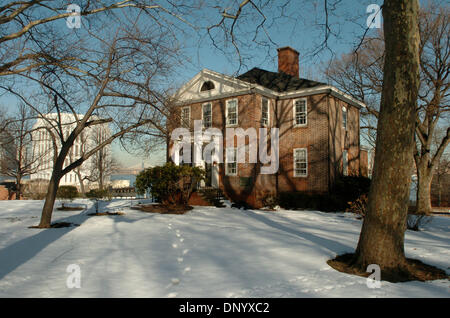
[0, 0, 393, 168]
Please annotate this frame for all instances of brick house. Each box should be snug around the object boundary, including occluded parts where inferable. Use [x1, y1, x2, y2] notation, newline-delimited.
[169, 47, 367, 208]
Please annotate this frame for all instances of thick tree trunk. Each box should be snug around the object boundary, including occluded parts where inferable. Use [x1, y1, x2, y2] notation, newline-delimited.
[38, 172, 62, 228]
[416, 163, 433, 214]
[354, 0, 420, 272]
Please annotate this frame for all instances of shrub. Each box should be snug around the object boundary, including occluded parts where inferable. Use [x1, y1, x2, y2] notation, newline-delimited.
[278, 192, 344, 212]
[56, 186, 79, 207]
[346, 194, 368, 217]
[85, 188, 110, 200]
[135, 162, 205, 206]
[261, 194, 279, 210]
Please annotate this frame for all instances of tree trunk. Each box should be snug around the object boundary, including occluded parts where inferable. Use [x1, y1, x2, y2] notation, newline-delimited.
[76, 169, 86, 195]
[415, 162, 433, 214]
[15, 175, 22, 200]
[354, 0, 420, 272]
[38, 172, 62, 228]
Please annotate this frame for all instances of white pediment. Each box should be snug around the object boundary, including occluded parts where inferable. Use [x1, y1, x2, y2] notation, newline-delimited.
[173, 69, 252, 104]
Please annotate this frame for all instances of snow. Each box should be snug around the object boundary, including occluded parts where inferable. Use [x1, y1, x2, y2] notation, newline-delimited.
[0, 199, 448, 297]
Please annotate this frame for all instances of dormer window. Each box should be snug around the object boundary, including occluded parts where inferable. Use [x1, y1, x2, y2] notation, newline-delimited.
[200, 81, 215, 92]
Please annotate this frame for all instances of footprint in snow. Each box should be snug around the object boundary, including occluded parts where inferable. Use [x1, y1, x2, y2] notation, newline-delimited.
[167, 292, 177, 298]
[177, 257, 183, 263]
[171, 278, 180, 285]
[172, 243, 178, 249]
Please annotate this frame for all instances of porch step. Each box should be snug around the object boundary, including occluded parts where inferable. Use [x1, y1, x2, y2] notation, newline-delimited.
[198, 188, 226, 208]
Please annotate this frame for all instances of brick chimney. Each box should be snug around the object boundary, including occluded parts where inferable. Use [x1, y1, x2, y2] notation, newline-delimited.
[277, 46, 299, 78]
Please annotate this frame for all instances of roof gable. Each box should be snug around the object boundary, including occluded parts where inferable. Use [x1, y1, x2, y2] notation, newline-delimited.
[173, 69, 252, 103]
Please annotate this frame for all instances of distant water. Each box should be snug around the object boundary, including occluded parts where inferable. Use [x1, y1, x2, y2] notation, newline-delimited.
[110, 174, 136, 187]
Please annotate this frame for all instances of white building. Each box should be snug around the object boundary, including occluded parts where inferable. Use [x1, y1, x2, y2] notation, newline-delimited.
[29, 113, 111, 189]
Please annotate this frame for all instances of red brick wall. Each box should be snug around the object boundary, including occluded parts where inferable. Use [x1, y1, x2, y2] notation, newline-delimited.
[0, 185, 16, 200]
[0, 186, 8, 200]
[188, 192, 213, 206]
[328, 96, 361, 183]
[171, 91, 362, 208]
[360, 150, 369, 177]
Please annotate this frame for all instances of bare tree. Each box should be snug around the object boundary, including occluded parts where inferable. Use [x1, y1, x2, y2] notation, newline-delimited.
[82, 125, 119, 191]
[325, 2, 450, 215]
[0, 103, 46, 199]
[414, 4, 450, 214]
[325, 35, 384, 147]
[0, 8, 182, 227]
[0, 1, 197, 77]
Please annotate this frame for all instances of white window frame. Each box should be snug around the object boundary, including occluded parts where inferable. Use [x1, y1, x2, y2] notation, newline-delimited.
[293, 148, 308, 177]
[342, 106, 347, 130]
[225, 147, 238, 176]
[261, 97, 270, 127]
[181, 106, 191, 128]
[293, 98, 307, 127]
[202, 103, 212, 129]
[343, 149, 348, 176]
[225, 99, 238, 127]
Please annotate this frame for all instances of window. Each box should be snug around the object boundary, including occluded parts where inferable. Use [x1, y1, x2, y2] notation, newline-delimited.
[343, 150, 348, 176]
[261, 97, 269, 126]
[294, 99, 307, 126]
[226, 99, 238, 126]
[342, 107, 347, 130]
[202, 103, 212, 128]
[294, 148, 307, 177]
[225, 147, 237, 176]
[181, 107, 190, 128]
[200, 81, 215, 92]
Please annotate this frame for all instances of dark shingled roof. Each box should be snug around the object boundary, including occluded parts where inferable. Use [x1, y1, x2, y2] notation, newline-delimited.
[236, 67, 327, 93]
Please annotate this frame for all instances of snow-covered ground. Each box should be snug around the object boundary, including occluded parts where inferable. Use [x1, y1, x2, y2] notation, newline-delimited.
[0, 199, 448, 297]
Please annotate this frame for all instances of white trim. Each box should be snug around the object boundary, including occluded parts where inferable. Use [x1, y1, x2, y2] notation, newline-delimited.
[201, 102, 212, 129]
[293, 148, 308, 177]
[225, 98, 239, 127]
[225, 147, 238, 176]
[293, 98, 307, 127]
[181, 106, 191, 128]
[261, 97, 270, 127]
[173, 68, 365, 109]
